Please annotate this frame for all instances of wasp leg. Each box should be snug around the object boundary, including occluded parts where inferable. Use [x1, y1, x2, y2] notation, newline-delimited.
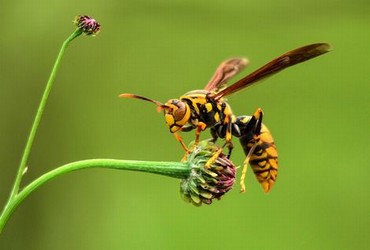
[210, 120, 240, 158]
[205, 114, 234, 168]
[225, 118, 236, 158]
[203, 140, 233, 168]
[181, 125, 195, 132]
[223, 114, 234, 158]
[209, 127, 219, 143]
[179, 122, 207, 161]
[174, 132, 192, 162]
[187, 122, 207, 152]
[204, 147, 223, 168]
[173, 132, 188, 152]
[194, 122, 207, 146]
[173, 122, 206, 152]
[239, 108, 263, 193]
[240, 142, 258, 193]
[225, 141, 234, 158]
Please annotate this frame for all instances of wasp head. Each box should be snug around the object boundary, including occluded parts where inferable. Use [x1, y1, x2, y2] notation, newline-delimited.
[162, 99, 191, 133]
[120, 94, 191, 133]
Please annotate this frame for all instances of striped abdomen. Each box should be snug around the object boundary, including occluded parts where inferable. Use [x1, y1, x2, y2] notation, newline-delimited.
[239, 122, 278, 193]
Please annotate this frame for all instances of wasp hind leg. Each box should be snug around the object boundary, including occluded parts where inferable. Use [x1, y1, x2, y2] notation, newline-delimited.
[238, 108, 263, 193]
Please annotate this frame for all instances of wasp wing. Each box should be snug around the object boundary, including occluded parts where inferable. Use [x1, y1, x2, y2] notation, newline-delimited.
[212, 43, 331, 100]
[204, 57, 249, 92]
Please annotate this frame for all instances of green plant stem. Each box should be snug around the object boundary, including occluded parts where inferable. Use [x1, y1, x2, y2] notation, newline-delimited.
[0, 28, 83, 234]
[0, 159, 190, 233]
[10, 29, 82, 199]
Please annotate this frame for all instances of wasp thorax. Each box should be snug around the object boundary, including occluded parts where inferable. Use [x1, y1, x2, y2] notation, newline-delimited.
[164, 99, 191, 133]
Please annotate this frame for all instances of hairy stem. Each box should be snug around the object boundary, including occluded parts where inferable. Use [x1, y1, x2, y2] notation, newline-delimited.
[0, 159, 190, 233]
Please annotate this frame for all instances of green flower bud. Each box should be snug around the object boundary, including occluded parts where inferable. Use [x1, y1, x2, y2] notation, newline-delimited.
[180, 141, 236, 206]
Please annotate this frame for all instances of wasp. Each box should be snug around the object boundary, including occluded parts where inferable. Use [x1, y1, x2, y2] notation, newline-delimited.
[120, 43, 330, 193]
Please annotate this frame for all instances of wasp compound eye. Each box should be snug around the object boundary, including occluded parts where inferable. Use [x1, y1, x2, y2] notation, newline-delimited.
[173, 102, 187, 121]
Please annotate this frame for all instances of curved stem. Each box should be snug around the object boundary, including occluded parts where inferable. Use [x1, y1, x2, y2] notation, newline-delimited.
[10, 29, 82, 199]
[0, 159, 190, 233]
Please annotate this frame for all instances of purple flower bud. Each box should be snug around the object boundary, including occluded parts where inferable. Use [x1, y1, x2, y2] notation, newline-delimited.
[73, 15, 100, 36]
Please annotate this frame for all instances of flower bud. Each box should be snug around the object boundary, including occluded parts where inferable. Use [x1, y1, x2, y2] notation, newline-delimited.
[180, 141, 236, 206]
[73, 15, 101, 36]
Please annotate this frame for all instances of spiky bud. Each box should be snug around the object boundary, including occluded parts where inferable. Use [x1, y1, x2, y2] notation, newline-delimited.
[180, 141, 236, 206]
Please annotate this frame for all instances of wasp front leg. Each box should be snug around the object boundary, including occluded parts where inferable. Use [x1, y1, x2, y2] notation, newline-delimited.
[177, 122, 207, 161]
[173, 132, 189, 152]
[180, 122, 207, 147]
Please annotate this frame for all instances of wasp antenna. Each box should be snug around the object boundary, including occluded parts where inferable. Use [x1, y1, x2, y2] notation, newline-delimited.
[156, 104, 170, 113]
[315, 43, 332, 53]
[119, 93, 164, 107]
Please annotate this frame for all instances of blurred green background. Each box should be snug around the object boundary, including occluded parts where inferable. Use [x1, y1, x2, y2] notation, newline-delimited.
[0, 0, 369, 249]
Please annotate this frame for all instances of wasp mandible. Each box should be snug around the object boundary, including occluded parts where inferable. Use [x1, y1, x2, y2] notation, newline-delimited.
[120, 43, 331, 193]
